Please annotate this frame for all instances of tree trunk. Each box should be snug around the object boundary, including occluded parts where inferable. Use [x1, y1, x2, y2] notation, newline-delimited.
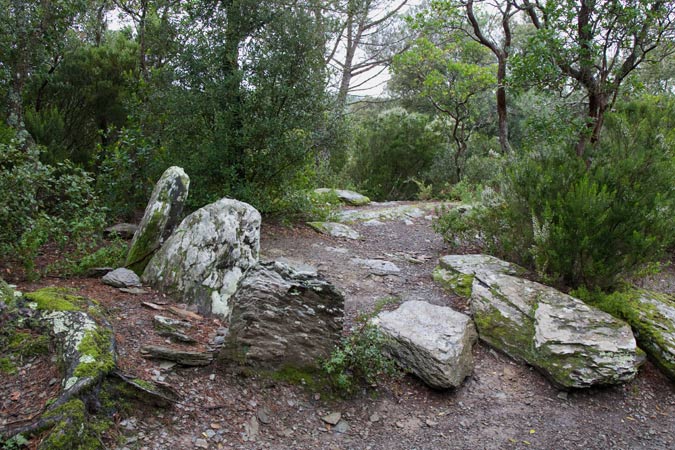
[496, 57, 510, 154]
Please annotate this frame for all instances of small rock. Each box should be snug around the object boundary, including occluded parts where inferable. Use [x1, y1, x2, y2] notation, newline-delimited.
[322, 412, 342, 426]
[333, 420, 350, 434]
[102, 268, 142, 288]
[369, 413, 381, 423]
[425, 419, 438, 427]
[194, 438, 208, 448]
[257, 406, 272, 425]
[557, 391, 569, 401]
[204, 430, 216, 439]
[159, 361, 176, 370]
[209, 374, 216, 381]
[244, 416, 260, 441]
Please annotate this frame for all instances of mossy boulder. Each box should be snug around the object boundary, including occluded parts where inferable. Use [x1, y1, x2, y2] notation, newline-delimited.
[433, 254, 526, 298]
[588, 289, 675, 381]
[25, 288, 116, 395]
[314, 188, 370, 206]
[126, 166, 190, 275]
[142, 197, 261, 318]
[471, 271, 642, 389]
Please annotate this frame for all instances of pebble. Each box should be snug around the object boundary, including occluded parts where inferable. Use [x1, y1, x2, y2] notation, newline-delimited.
[322, 412, 342, 425]
[194, 438, 208, 448]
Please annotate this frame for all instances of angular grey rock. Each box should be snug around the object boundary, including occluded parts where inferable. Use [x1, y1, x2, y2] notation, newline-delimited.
[433, 254, 525, 298]
[307, 221, 360, 240]
[105, 223, 138, 239]
[142, 197, 261, 318]
[126, 166, 190, 275]
[372, 301, 476, 389]
[314, 188, 370, 206]
[221, 261, 344, 369]
[350, 258, 400, 276]
[617, 289, 675, 380]
[102, 268, 142, 288]
[471, 270, 642, 389]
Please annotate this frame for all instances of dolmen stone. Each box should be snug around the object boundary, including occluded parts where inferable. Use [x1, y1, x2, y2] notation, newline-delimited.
[102, 268, 141, 288]
[126, 166, 190, 275]
[221, 261, 344, 369]
[433, 254, 525, 298]
[142, 197, 261, 318]
[611, 289, 675, 381]
[372, 301, 476, 389]
[314, 188, 371, 206]
[307, 221, 360, 240]
[104, 223, 138, 240]
[437, 255, 643, 389]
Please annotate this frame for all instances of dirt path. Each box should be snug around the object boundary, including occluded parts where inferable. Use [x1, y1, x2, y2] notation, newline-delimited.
[10, 201, 675, 449]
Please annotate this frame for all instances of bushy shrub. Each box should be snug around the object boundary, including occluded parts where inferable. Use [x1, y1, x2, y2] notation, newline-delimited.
[348, 108, 444, 200]
[322, 298, 402, 396]
[0, 141, 106, 277]
[96, 126, 167, 219]
[435, 98, 675, 290]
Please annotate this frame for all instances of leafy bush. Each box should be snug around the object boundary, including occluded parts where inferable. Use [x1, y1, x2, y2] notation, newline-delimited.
[322, 298, 402, 396]
[0, 141, 106, 278]
[96, 126, 167, 219]
[348, 108, 444, 200]
[435, 98, 675, 290]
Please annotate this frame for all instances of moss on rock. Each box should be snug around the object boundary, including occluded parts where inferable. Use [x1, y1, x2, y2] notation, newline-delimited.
[432, 266, 474, 298]
[25, 288, 84, 312]
[73, 328, 115, 378]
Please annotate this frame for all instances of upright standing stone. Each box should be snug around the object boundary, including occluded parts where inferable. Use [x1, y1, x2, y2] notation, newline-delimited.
[142, 197, 261, 317]
[126, 166, 190, 275]
[222, 261, 344, 369]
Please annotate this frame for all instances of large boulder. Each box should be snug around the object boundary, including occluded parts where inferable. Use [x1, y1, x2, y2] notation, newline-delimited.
[314, 188, 370, 206]
[126, 166, 190, 275]
[612, 289, 675, 381]
[221, 261, 344, 369]
[433, 254, 526, 298]
[471, 270, 642, 389]
[372, 301, 476, 389]
[142, 197, 261, 317]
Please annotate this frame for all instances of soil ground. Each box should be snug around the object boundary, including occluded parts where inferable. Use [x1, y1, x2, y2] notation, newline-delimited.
[6, 201, 675, 450]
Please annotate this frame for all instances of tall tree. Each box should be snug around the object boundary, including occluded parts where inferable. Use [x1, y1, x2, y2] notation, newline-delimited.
[0, 0, 91, 145]
[391, 36, 495, 180]
[327, 0, 412, 108]
[518, 0, 675, 157]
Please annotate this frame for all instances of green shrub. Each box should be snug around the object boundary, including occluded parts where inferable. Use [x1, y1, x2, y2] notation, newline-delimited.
[434, 98, 675, 290]
[348, 108, 444, 201]
[96, 126, 167, 219]
[322, 298, 402, 396]
[0, 141, 107, 278]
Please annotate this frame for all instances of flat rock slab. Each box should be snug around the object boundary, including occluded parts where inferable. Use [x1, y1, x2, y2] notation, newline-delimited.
[105, 223, 138, 239]
[433, 254, 526, 298]
[373, 301, 476, 389]
[140, 345, 213, 366]
[334, 202, 442, 223]
[222, 261, 344, 369]
[351, 258, 401, 276]
[307, 222, 360, 240]
[620, 290, 675, 380]
[315, 188, 370, 206]
[471, 270, 642, 389]
[102, 268, 142, 288]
